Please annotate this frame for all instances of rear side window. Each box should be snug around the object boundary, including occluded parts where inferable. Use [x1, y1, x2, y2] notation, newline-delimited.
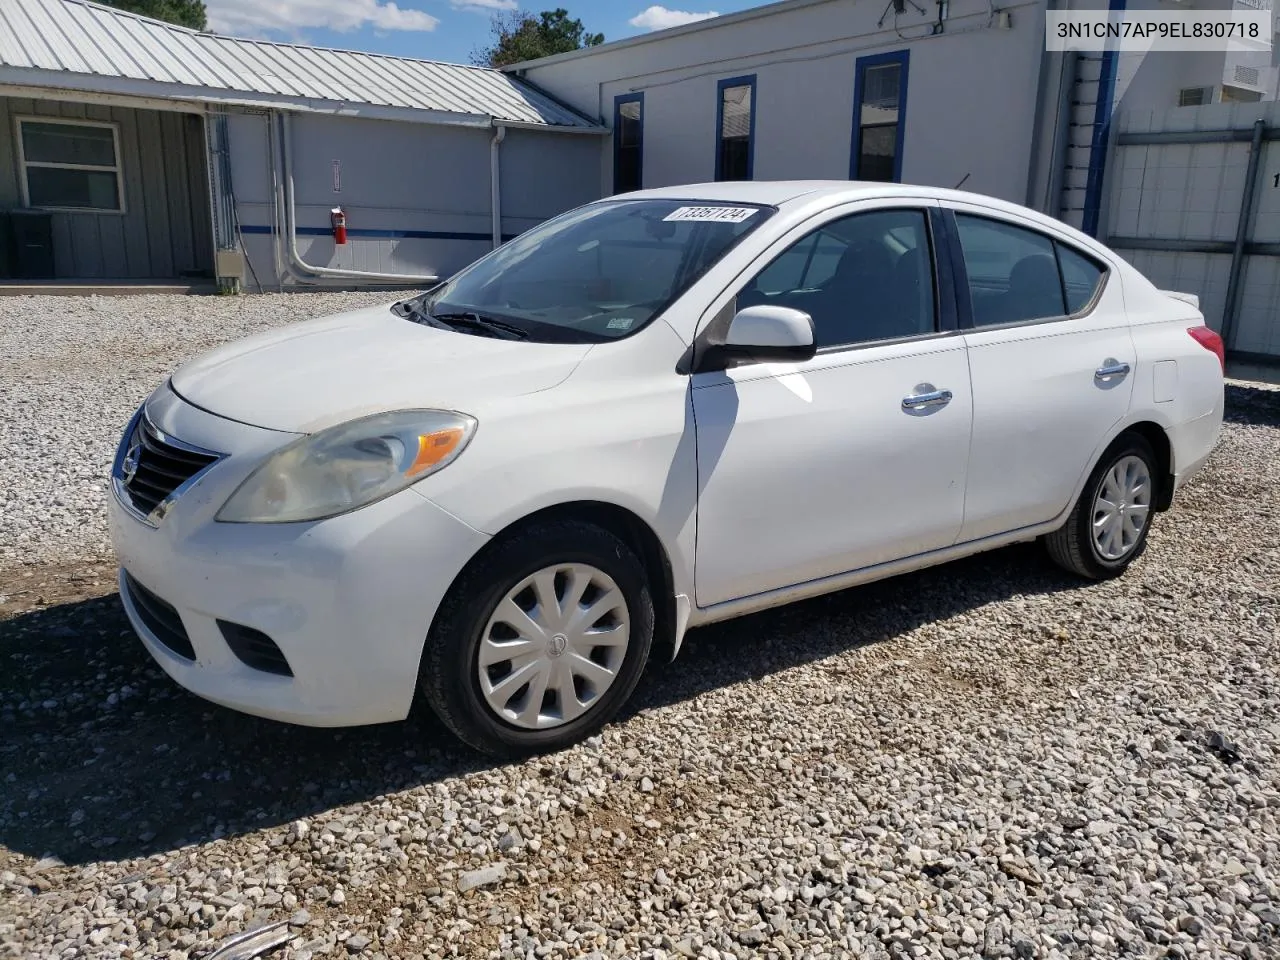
[1057, 243, 1105, 313]
[954, 214, 1106, 327]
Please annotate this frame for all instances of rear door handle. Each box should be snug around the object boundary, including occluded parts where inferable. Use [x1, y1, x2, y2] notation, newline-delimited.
[1095, 359, 1131, 381]
[902, 388, 953, 411]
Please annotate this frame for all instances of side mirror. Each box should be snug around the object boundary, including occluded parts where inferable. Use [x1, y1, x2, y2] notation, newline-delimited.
[721, 305, 816, 363]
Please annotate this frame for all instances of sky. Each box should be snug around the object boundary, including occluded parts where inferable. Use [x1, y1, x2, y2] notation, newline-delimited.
[203, 1, 769, 64]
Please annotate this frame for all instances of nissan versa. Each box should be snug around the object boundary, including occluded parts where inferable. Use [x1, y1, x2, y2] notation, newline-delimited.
[110, 182, 1225, 755]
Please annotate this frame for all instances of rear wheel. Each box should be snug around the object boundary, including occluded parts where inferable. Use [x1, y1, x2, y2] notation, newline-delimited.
[419, 520, 654, 756]
[1045, 433, 1159, 580]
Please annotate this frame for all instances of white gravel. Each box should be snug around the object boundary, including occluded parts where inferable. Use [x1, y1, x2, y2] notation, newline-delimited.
[1, 293, 1278, 960]
[0, 292, 399, 569]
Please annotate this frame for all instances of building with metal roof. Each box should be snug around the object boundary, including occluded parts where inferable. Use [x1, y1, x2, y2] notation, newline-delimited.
[0, 0, 604, 289]
[0, 0, 598, 131]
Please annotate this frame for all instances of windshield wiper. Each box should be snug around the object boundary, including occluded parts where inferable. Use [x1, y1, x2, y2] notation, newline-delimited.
[397, 299, 455, 331]
[431, 311, 529, 340]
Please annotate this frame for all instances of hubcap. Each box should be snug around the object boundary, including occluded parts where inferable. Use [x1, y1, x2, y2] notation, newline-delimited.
[1092, 454, 1152, 561]
[477, 563, 630, 730]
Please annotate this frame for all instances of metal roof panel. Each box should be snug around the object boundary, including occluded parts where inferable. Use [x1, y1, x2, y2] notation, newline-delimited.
[0, 0, 601, 129]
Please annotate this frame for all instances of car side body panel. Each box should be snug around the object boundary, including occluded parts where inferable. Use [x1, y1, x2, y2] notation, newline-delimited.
[412, 320, 700, 603]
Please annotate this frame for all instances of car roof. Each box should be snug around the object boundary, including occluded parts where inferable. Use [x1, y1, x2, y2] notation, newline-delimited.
[608, 180, 969, 207]
[605, 180, 1110, 258]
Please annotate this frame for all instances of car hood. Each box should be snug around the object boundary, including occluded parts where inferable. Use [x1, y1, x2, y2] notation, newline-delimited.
[168, 304, 592, 433]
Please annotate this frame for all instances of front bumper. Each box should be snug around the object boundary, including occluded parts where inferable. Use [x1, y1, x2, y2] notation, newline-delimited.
[109, 389, 490, 727]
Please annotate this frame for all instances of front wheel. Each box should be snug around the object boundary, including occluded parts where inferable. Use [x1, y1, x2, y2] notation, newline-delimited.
[1044, 433, 1160, 580]
[419, 520, 654, 756]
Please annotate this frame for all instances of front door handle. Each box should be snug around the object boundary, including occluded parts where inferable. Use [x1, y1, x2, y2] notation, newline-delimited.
[902, 387, 953, 411]
[1095, 359, 1131, 382]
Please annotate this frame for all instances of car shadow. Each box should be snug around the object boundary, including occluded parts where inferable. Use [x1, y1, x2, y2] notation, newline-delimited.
[1224, 380, 1280, 428]
[0, 540, 1082, 866]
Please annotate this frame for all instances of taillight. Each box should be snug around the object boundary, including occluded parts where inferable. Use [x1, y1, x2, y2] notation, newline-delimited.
[1188, 325, 1225, 373]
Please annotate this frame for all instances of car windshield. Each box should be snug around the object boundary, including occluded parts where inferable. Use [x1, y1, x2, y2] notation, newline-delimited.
[407, 199, 774, 343]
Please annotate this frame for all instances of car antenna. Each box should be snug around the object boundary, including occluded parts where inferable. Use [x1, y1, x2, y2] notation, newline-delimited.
[954, 173, 971, 189]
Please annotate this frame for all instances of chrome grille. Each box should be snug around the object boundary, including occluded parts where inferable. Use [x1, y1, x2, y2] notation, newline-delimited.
[114, 411, 221, 524]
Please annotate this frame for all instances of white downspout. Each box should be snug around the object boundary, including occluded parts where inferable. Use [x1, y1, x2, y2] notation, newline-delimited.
[490, 124, 507, 250]
[279, 110, 438, 285]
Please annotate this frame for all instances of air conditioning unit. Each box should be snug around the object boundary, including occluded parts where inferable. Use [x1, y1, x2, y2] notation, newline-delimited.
[1233, 64, 1262, 88]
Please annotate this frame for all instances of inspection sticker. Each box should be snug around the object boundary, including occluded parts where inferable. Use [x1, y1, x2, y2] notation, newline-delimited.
[663, 205, 758, 223]
[605, 316, 635, 330]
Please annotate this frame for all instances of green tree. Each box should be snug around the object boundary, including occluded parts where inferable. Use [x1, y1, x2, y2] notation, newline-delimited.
[472, 8, 604, 68]
[99, 0, 208, 30]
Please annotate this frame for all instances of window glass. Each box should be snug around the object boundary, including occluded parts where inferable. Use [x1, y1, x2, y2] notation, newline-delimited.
[717, 81, 754, 181]
[22, 122, 116, 166]
[955, 215, 1066, 326]
[740, 209, 935, 349]
[1056, 243, 1106, 313]
[854, 55, 907, 182]
[26, 168, 119, 210]
[752, 231, 844, 294]
[613, 97, 643, 194]
[424, 199, 771, 343]
[19, 120, 122, 211]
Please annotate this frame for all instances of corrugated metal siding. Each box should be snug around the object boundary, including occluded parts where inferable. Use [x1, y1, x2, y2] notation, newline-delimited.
[0, 0, 599, 129]
[0, 95, 212, 278]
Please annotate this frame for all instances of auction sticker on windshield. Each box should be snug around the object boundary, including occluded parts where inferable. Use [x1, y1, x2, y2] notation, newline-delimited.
[663, 206, 758, 223]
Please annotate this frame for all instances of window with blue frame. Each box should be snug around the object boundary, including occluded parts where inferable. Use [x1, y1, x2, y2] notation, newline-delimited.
[613, 93, 644, 194]
[851, 51, 908, 183]
[716, 76, 756, 181]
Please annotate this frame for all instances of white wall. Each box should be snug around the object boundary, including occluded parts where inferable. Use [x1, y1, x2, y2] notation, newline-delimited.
[224, 110, 602, 289]
[515, 0, 1046, 204]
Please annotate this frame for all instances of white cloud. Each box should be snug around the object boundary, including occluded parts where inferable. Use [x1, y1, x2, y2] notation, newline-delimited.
[206, 0, 439, 36]
[450, 0, 518, 11]
[628, 5, 719, 31]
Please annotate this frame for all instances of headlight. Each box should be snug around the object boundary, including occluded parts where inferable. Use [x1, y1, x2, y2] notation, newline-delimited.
[216, 410, 476, 523]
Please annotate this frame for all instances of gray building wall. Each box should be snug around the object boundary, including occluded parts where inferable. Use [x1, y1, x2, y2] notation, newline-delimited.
[514, 0, 1045, 205]
[0, 96, 212, 279]
[225, 110, 601, 290]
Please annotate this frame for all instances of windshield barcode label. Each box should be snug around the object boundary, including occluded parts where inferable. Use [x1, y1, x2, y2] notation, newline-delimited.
[663, 206, 758, 223]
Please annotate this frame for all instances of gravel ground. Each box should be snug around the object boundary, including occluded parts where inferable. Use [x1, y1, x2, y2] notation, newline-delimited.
[1, 294, 1279, 960]
[0, 292, 401, 569]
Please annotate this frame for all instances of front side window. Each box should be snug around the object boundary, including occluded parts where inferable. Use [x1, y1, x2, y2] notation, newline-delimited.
[954, 214, 1107, 326]
[613, 94, 643, 194]
[18, 119, 123, 212]
[739, 208, 936, 349]
[420, 200, 772, 343]
[851, 51, 908, 183]
[716, 76, 755, 181]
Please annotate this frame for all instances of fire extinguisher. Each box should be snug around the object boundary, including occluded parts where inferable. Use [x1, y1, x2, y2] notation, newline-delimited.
[330, 206, 348, 245]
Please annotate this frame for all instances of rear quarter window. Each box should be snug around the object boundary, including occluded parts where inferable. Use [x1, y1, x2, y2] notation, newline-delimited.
[1056, 243, 1106, 313]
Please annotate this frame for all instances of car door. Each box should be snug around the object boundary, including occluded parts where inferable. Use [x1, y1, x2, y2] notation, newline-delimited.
[690, 201, 974, 608]
[943, 204, 1136, 542]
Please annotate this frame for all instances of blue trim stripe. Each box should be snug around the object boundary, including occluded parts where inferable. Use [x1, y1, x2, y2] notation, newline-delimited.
[850, 49, 910, 184]
[1082, 0, 1127, 238]
[238, 225, 516, 242]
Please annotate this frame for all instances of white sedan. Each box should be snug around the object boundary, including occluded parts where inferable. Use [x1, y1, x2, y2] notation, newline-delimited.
[109, 182, 1225, 755]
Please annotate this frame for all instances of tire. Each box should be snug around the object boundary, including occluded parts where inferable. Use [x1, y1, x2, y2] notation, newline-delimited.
[1044, 432, 1160, 580]
[419, 519, 654, 757]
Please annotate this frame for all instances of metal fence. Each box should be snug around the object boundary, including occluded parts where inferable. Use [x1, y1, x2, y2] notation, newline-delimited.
[1104, 102, 1280, 373]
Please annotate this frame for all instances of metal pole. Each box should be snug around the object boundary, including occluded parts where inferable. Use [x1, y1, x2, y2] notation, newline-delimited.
[1044, 50, 1078, 218]
[1221, 118, 1266, 353]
